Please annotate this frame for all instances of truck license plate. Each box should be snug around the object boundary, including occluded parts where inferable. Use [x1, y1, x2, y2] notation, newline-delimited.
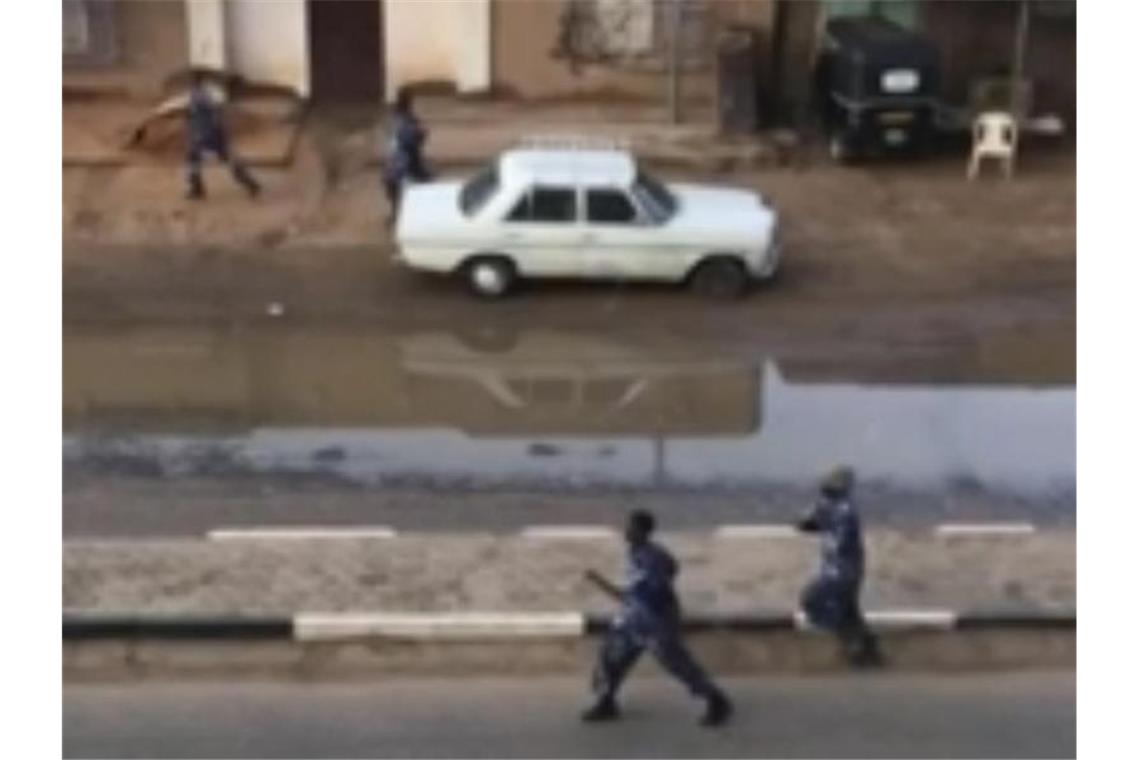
[879, 111, 915, 125]
[884, 128, 908, 145]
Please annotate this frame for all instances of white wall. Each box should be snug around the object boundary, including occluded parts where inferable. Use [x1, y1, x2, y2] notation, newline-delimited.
[186, 0, 227, 71]
[384, 0, 491, 100]
[225, 0, 310, 96]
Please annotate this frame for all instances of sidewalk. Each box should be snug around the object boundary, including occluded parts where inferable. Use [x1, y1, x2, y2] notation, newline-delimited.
[60, 96, 787, 251]
[62, 95, 776, 171]
[65, 529, 1074, 616]
[64, 529, 1074, 675]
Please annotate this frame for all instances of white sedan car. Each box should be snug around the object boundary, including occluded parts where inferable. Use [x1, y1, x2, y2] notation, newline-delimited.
[394, 147, 780, 299]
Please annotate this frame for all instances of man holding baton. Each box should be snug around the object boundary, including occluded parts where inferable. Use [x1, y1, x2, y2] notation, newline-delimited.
[581, 510, 733, 727]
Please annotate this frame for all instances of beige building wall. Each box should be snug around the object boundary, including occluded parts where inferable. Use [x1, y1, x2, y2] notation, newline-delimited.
[384, 0, 492, 100]
[490, 0, 776, 105]
[186, 0, 227, 71]
[63, 0, 190, 97]
[225, 0, 310, 96]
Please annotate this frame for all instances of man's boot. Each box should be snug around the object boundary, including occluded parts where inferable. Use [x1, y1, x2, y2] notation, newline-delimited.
[233, 163, 261, 199]
[186, 173, 205, 200]
[700, 691, 733, 727]
[850, 635, 885, 669]
[843, 630, 884, 669]
[581, 697, 620, 723]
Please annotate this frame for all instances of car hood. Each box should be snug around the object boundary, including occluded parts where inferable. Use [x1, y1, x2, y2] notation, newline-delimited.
[395, 181, 468, 240]
[666, 184, 775, 235]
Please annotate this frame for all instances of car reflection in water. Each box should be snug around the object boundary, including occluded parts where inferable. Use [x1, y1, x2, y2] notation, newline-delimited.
[63, 326, 761, 437]
[62, 324, 1073, 496]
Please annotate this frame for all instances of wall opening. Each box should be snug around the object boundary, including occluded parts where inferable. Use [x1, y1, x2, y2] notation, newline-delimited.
[307, 0, 383, 102]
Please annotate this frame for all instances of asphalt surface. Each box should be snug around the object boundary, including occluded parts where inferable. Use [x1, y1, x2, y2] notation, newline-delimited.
[64, 672, 1074, 758]
[63, 476, 1076, 538]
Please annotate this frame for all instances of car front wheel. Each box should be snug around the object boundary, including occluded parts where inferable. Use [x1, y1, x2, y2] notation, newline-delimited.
[690, 257, 748, 300]
[463, 256, 517, 299]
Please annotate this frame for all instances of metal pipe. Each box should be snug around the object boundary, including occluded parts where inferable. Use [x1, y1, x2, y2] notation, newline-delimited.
[1011, 0, 1031, 116]
[667, 0, 682, 124]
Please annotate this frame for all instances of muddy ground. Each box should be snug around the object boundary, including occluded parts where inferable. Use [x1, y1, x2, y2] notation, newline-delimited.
[63, 143, 1075, 345]
[63, 139, 1075, 538]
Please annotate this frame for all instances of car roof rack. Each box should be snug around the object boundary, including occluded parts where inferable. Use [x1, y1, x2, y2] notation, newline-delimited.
[516, 133, 633, 151]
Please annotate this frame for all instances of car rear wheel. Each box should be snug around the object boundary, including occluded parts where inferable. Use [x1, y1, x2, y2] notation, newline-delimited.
[463, 256, 516, 299]
[690, 257, 748, 300]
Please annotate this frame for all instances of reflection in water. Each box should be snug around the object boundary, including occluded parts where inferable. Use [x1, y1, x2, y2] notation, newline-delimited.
[63, 326, 1075, 496]
[63, 327, 760, 435]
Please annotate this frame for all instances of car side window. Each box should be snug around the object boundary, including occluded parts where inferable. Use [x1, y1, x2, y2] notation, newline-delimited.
[506, 187, 577, 223]
[586, 189, 639, 224]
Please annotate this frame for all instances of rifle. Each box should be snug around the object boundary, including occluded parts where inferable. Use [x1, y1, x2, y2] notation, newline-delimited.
[584, 569, 624, 602]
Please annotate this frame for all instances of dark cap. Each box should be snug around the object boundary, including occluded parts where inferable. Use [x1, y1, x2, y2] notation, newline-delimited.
[820, 465, 855, 494]
[626, 509, 656, 536]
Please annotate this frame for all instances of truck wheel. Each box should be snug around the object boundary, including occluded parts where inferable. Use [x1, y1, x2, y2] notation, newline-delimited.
[829, 133, 855, 163]
[463, 256, 516, 299]
[690, 257, 748, 300]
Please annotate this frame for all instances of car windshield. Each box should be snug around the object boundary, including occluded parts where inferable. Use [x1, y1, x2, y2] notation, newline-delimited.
[632, 171, 677, 223]
[459, 163, 499, 217]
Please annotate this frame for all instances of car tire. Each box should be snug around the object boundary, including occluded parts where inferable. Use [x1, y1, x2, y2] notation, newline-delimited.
[462, 256, 516, 299]
[690, 257, 748, 300]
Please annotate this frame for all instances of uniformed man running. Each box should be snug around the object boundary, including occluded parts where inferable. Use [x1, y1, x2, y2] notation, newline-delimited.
[581, 510, 733, 727]
[796, 466, 884, 668]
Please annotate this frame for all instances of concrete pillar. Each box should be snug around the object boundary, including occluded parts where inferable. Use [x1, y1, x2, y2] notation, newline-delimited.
[226, 0, 310, 97]
[455, 0, 492, 94]
[186, 0, 227, 71]
[384, 0, 491, 101]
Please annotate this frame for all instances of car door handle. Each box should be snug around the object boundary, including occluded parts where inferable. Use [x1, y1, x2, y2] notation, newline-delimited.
[579, 234, 598, 244]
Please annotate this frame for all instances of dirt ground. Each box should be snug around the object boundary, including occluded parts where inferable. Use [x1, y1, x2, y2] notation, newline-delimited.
[62, 100, 1075, 353]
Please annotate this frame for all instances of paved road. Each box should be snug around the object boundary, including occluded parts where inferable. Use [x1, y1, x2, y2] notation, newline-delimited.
[63, 476, 1075, 538]
[64, 672, 1074, 758]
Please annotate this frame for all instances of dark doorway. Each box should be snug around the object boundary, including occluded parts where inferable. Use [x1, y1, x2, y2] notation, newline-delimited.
[308, 0, 383, 102]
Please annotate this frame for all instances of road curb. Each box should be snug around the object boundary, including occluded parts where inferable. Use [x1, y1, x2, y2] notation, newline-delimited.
[954, 610, 1076, 630]
[64, 609, 1075, 677]
[62, 613, 293, 640]
[64, 608, 1075, 640]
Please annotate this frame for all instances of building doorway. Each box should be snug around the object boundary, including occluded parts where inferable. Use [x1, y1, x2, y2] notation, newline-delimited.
[307, 0, 383, 102]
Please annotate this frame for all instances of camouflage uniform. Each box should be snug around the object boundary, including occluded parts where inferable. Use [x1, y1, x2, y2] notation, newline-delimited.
[383, 109, 430, 219]
[798, 472, 882, 665]
[185, 83, 260, 199]
[591, 540, 724, 705]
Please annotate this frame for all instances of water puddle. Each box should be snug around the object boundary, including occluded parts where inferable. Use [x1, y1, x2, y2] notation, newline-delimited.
[63, 326, 1074, 499]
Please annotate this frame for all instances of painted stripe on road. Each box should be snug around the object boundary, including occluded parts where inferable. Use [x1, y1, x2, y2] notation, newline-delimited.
[935, 523, 1036, 537]
[520, 526, 618, 539]
[715, 525, 800, 538]
[207, 526, 397, 541]
[294, 612, 586, 641]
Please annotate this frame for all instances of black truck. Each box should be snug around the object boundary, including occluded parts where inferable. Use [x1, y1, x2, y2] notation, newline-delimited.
[815, 16, 941, 162]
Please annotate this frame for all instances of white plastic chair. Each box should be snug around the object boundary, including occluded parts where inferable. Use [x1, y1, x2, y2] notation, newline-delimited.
[968, 111, 1018, 180]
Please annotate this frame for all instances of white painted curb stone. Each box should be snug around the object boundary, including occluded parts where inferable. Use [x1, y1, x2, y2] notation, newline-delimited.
[295, 612, 587, 641]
